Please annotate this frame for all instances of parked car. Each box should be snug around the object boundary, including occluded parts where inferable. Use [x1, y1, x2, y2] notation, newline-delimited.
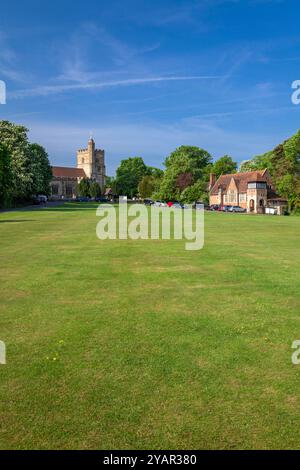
[76, 196, 90, 202]
[230, 205, 246, 213]
[222, 205, 233, 212]
[32, 195, 47, 205]
[193, 201, 209, 210]
[209, 204, 220, 211]
[173, 202, 185, 209]
[95, 197, 108, 203]
[31, 197, 41, 205]
[144, 199, 153, 206]
[153, 200, 167, 207]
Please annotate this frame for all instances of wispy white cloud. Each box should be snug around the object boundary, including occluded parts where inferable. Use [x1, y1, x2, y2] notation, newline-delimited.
[85, 23, 161, 64]
[132, 0, 240, 28]
[56, 22, 161, 84]
[0, 33, 26, 83]
[9, 75, 222, 99]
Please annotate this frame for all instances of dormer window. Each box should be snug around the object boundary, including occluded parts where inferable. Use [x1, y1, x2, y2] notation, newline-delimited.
[248, 182, 267, 189]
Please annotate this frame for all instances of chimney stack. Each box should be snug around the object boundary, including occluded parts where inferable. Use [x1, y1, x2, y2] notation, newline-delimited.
[209, 173, 216, 191]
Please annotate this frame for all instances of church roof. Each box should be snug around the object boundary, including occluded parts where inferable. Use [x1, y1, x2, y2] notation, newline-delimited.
[210, 169, 269, 195]
[105, 187, 113, 195]
[52, 166, 86, 178]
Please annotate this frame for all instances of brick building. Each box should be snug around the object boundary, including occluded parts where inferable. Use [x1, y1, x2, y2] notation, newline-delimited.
[209, 169, 287, 214]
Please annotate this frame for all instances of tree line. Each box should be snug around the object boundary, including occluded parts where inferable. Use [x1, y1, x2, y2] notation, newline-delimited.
[110, 131, 300, 212]
[1, 119, 300, 212]
[0, 120, 52, 208]
[109, 150, 236, 204]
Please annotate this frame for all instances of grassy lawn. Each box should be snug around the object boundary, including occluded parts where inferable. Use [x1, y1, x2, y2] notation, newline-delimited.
[1, 203, 300, 450]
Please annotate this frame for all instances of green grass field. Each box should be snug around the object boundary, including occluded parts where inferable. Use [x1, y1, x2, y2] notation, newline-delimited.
[1, 203, 300, 449]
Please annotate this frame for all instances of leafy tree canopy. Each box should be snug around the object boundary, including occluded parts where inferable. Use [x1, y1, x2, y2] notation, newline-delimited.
[147, 166, 164, 179]
[158, 146, 212, 201]
[0, 120, 31, 199]
[164, 146, 212, 179]
[0, 143, 13, 207]
[0, 120, 52, 204]
[90, 181, 102, 198]
[116, 157, 148, 197]
[239, 130, 300, 211]
[213, 155, 237, 178]
[28, 143, 52, 196]
[180, 179, 209, 204]
[138, 175, 156, 198]
[105, 176, 114, 188]
[78, 178, 91, 197]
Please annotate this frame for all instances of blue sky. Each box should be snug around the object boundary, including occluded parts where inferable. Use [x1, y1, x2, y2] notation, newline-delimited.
[1, 0, 300, 175]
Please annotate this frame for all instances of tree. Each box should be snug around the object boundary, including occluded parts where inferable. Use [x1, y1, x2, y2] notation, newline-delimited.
[180, 180, 209, 204]
[0, 143, 13, 207]
[0, 121, 52, 202]
[239, 152, 272, 172]
[90, 181, 102, 198]
[138, 175, 156, 198]
[158, 146, 212, 201]
[116, 157, 148, 197]
[164, 146, 212, 177]
[0, 120, 32, 200]
[105, 176, 114, 188]
[239, 160, 253, 172]
[239, 130, 300, 212]
[28, 143, 52, 195]
[213, 155, 237, 178]
[78, 178, 91, 197]
[147, 166, 164, 179]
[176, 172, 194, 191]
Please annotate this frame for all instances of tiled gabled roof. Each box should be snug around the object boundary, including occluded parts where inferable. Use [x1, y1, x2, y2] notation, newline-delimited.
[210, 169, 269, 195]
[52, 166, 86, 178]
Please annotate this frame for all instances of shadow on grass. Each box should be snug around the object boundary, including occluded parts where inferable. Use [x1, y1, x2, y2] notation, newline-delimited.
[45, 203, 101, 212]
[0, 219, 36, 223]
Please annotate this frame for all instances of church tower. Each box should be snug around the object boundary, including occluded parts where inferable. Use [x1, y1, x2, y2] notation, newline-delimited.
[77, 137, 106, 191]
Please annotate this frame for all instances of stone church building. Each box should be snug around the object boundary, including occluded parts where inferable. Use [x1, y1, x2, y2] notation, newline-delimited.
[51, 137, 106, 199]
